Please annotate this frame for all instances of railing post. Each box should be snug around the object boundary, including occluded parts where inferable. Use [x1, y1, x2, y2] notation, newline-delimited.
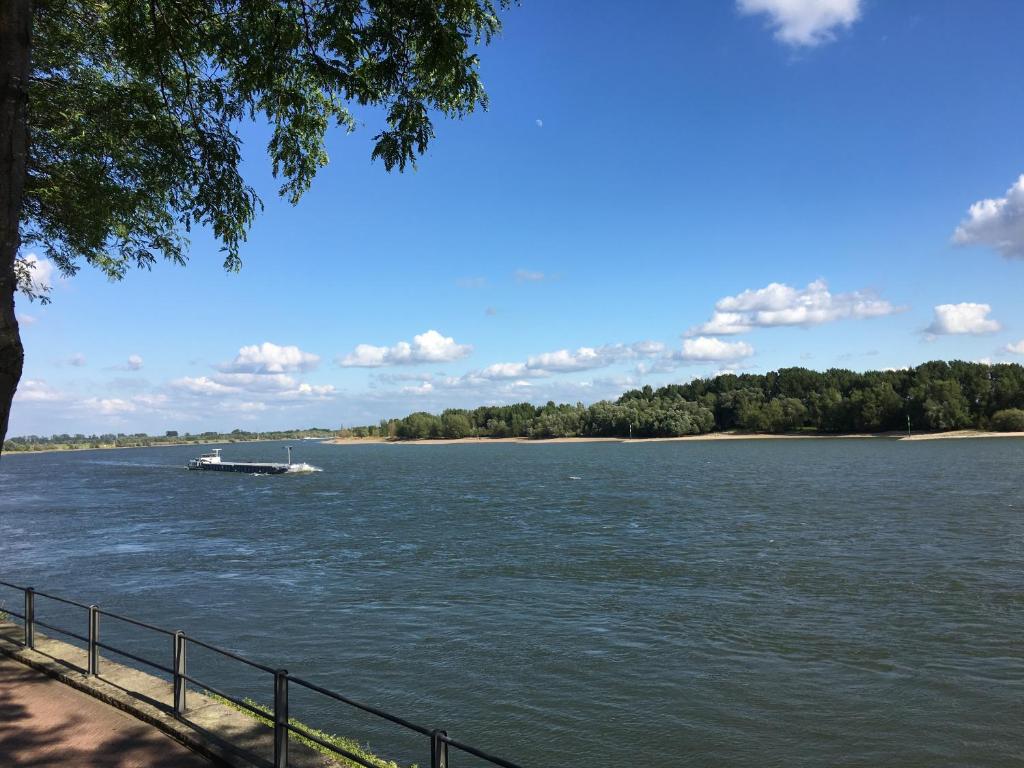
[274, 669, 288, 768]
[23, 587, 34, 649]
[173, 632, 187, 716]
[431, 729, 448, 768]
[87, 605, 100, 675]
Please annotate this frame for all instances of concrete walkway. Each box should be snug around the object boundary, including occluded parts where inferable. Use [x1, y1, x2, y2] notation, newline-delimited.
[0, 654, 214, 767]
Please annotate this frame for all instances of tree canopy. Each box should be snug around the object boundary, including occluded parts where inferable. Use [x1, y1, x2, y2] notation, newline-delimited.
[0, 0, 508, 450]
[24, 0, 505, 279]
[376, 361, 1024, 439]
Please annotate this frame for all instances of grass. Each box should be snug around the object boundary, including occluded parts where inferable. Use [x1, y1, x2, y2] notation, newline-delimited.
[206, 692, 414, 768]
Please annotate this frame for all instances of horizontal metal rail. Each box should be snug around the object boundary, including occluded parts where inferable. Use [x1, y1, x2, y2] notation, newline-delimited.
[441, 733, 525, 768]
[34, 589, 91, 610]
[284, 720, 380, 768]
[98, 608, 175, 636]
[183, 634, 277, 674]
[95, 640, 174, 676]
[181, 674, 269, 719]
[34, 618, 89, 645]
[288, 673, 433, 736]
[0, 579, 526, 768]
[3, 608, 25, 620]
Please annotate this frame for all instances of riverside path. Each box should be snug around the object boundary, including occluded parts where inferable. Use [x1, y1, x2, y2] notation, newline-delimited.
[0, 653, 214, 767]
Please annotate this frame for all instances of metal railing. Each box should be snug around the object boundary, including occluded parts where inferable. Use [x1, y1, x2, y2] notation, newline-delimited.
[0, 579, 524, 768]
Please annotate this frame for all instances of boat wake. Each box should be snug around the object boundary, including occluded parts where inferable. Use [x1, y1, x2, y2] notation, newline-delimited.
[286, 462, 322, 473]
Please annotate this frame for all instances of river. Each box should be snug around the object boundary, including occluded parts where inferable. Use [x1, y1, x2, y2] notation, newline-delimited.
[1, 438, 1021, 767]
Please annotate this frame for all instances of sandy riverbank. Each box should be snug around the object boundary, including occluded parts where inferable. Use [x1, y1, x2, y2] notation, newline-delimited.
[326, 430, 1024, 446]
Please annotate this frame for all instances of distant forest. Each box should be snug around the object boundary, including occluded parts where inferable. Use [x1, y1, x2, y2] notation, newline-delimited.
[361, 361, 1024, 440]
[3, 428, 335, 453]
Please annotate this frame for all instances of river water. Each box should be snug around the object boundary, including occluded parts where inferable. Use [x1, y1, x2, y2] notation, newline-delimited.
[1, 439, 1021, 767]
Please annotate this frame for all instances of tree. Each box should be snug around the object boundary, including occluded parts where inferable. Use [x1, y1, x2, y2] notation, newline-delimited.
[0, 0, 508, 453]
[990, 408, 1024, 432]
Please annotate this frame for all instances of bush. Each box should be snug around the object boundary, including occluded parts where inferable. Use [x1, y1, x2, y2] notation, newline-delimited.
[990, 409, 1024, 432]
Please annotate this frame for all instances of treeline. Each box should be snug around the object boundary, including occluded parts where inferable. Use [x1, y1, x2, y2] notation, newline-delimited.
[3, 427, 336, 453]
[376, 361, 1024, 439]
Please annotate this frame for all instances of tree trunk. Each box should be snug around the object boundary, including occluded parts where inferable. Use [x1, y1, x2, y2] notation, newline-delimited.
[0, 0, 31, 457]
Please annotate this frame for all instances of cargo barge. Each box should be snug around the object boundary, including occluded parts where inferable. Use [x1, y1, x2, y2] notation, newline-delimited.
[186, 447, 293, 474]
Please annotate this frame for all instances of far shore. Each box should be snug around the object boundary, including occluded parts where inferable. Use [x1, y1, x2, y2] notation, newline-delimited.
[7, 429, 1023, 456]
[327, 429, 1024, 446]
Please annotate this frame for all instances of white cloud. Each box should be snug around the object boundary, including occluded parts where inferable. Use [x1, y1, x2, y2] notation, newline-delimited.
[474, 341, 664, 381]
[17, 313, 36, 326]
[127, 354, 143, 371]
[16, 253, 55, 296]
[925, 303, 1001, 336]
[527, 347, 605, 372]
[953, 174, 1024, 258]
[535, 119, 544, 128]
[82, 397, 137, 415]
[13, 379, 63, 402]
[338, 330, 472, 367]
[689, 279, 898, 335]
[515, 269, 546, 283]
[220, 342, 319, 374]
[171, 376, 238, 395]
[737, 0, 861, 47]
[280, 382, 336, 400]
[479, 362, 536, 380]
[212, 372, 304, 392]
[402, 381, 435, 395]
[1005, 340, 1024, 355]
[678, 337, 755, 362]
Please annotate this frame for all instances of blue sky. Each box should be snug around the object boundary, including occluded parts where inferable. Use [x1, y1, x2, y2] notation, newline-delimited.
[13, 0, 1024, 435]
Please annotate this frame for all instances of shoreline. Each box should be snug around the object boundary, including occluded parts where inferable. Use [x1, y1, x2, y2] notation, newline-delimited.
[0, 437, 292, 456]
[327, 429, 1024, 446]
[6, 429, 1023, 456]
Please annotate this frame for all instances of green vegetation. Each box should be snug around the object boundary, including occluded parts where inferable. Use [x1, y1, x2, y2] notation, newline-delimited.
[207, 693, 410, 768]
[3, 428, 336, 453]
[377, 361, 1024, 439]
[990, 408, 1024, 432]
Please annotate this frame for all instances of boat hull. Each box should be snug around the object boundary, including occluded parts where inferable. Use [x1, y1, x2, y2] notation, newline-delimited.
[187, 462, 289, 474]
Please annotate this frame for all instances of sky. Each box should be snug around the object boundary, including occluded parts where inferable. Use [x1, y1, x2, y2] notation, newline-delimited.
[12, 0, 1024, 436]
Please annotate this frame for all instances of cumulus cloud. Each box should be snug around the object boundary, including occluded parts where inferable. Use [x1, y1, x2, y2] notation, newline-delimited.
[474, 341, 665, 381]
[13, 379, 63, 402]
[127, 354, 143, 371]
[171, 376, 238, 395]
[952, 174, 1024, 258]
[170, 370, 336, 407]
[479, 362, 536, 380]
[338, 330, 472, 367]
[220, 342, 319, 374]
[925, 303, 1001, 336]
[82, 397, 137, 415]
[1005, 340, 1024, 355]
[16, 253, 55, 296]
[678, 337, 755, 362]
[737, 0, 861, 47]
[688, 279, 898, 335]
